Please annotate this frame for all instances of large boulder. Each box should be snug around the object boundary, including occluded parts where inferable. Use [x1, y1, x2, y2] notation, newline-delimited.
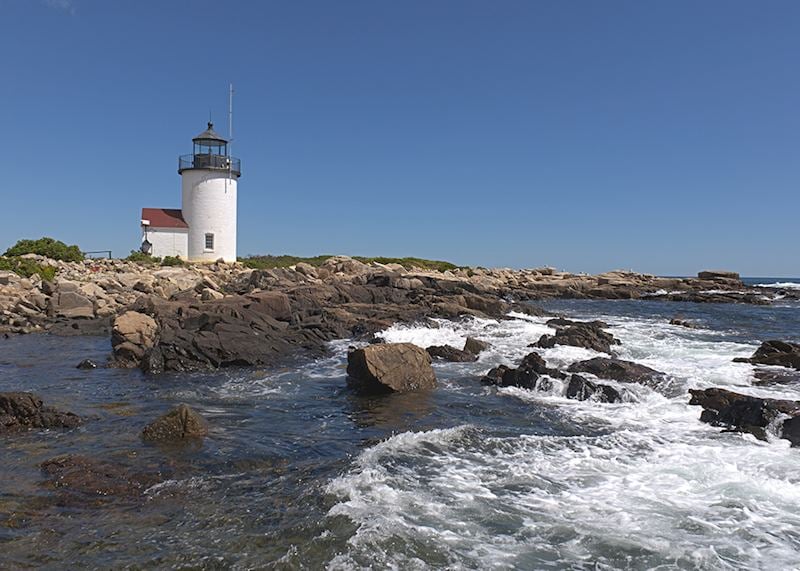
[142, 404, 208, 442]
[0, 392, 82, 432]
[111, 311, 158, 367]
[50, 291, 94, 319]
[347, 343, 436, 394]
[567, 357, 665, 384]
[535, 320, 620, 354]
[689, 387, 800, 445]
[733, 340, 800, 370]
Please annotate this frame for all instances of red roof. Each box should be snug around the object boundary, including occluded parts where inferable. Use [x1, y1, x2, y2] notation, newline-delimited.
[141, 208, 188, 229]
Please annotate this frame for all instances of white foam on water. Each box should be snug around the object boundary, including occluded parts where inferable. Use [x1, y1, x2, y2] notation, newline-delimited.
[754, 282, 800, 291]
[326, 312, 800, 569]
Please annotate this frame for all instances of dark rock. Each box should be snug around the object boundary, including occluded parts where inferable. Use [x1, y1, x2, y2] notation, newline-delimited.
[347, 343, 437, 394]
[669, 318, 694, 328]
[76, 359, 98, 369]
[463, 337, 490, 355]
[567, 357, 665, 384]
[426, 344, 478, 362]
[689, 387, 800, 445]
[565, 374, 622, 403]
[0, 392, 82, 432]
[142, 404, 208, 443]
[481, 351, 563, 390]
[733, 340, 800, 370]
[535, 321, 620, 354]
[697, 270, 741, 281]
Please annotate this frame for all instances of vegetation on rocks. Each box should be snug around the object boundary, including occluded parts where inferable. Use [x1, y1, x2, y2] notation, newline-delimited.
[240, 254, 459, 271]
[160, 256, 185, 267]
[125, 251, 162, 265]
[0, 257, 56, 281]
[4, 237, 84, 262]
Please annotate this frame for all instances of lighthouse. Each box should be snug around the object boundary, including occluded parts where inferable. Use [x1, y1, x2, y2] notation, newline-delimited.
[140, 122, 241, 262]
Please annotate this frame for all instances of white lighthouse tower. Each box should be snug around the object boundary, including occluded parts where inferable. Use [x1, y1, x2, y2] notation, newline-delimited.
[177, 122, 241, 262]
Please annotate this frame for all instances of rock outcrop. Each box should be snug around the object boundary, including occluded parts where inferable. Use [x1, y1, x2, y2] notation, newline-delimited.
[0, 392, 82, 432]
[142, 404, 208, 442]
[567, 357, 665, 384]
[565, 374, 622, 403]
[481, 351, 563, 390]
[733, 340, 800, 370]
[426, 345, 478, 362]
[689, 387, 800, 445]
[110, 310, 158, 368]
[346, 343, 436, 394]
[535, 319, 620, 354]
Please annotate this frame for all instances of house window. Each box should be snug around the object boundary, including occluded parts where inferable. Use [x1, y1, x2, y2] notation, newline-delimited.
[204, 233, 214, 251]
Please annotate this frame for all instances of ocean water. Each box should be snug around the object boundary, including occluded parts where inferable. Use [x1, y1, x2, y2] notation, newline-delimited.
[1, 287, 799, 569]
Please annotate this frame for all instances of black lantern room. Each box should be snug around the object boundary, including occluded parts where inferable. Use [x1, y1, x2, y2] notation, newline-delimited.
[178, 122, 241, 177]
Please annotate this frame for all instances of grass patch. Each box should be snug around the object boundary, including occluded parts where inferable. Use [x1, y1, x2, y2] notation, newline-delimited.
[0, 257, 57, 281]
[239, 254, 461, 272]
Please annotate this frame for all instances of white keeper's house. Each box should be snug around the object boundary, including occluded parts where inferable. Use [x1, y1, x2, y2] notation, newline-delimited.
[140, 122, 241, 262]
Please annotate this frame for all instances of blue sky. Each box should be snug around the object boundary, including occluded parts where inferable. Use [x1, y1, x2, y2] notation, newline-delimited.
[1, 0, 798, 275]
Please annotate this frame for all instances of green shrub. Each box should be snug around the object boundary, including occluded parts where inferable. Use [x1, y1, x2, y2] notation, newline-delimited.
[352, 256, 460, 272]
[4, 237, 84, 262]
[0, 257, 57, 281]
[125, 250, 162, 264]
[239, 255, 334, 269]
[160, 256, 184, 267]
[239, 254, 460, 272]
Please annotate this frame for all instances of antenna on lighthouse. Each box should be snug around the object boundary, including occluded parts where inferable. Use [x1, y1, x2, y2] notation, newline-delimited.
[228, 83, 234, 179]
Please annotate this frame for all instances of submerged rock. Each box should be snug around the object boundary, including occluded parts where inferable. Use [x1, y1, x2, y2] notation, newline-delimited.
[142, 404, 208, 443]
[733, 340, 800, 370]
[669, 318, 694, 328]
[689, 387, 800, 445]
[565, 374, 622, 403]
[347, 343, 436, 394]
[76, 359, 98, 370]
[40, 454, 164, 502]
[0, 392, 82, 432]
[534, 320, 620, 354]
[567, 357, 665, 384]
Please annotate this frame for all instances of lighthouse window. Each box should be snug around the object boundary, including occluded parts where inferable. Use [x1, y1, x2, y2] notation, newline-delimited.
[204, 233, 215, 251]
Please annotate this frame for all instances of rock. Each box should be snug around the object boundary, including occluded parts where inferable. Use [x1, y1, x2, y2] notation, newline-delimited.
[565, 374, 622, 403]
[535, 320, 620, 354]
[567, 357, 665, 384]
[689, 387, 800, 445]
[463, 337, 490, 355]
[0, 392, 82, 432]
[697, 270, 741, 281]
[110, 311, 158, 367]
[347, 343, 436, 394]
[426, 344, 478, 362]
[76, 359, 98, 369]
[245, 291, 293, 322]
[733, 340, 800, 370]
[670, 318, 694, 328]
[200, 287, 224, 301]
[142, 404, 208, 442]
[50, 291, 94, 319]
[481, 351, 562, 390]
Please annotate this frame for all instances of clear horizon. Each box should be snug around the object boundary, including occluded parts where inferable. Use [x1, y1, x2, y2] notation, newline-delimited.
[1, 1, 798, 276]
